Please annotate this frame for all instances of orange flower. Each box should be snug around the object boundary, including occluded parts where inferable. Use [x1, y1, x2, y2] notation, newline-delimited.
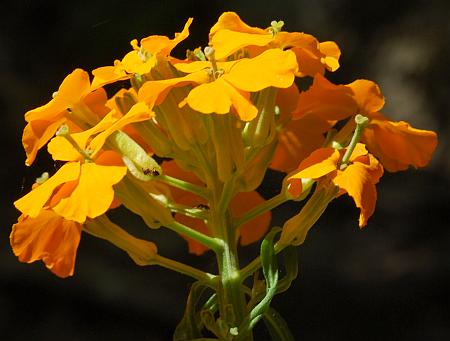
[22, 69, 97, 165]
[270, 83, 334, 173]
[292, 74, 438, 172]
[348, 80, 438, 172]
[10, 210, 82, 278]
[139, 48, 298, 121]
[161, 161, 271, 255]
[91, 18, 193, 89]
[209, 11, 340, 77]
[288, 143, 384, 227]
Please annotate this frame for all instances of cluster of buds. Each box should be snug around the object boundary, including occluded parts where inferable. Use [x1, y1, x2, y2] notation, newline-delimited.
[11, 12, 437, 339]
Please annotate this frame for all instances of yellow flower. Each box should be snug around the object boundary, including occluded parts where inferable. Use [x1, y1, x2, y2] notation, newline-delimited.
[139, 48, 298, 121]
[10, 210, 81, 278]
[14, 151, 127, 223]
[288, 144, 384, 227]
[91, 18, 193, 89]
[209, 11, 340, 77]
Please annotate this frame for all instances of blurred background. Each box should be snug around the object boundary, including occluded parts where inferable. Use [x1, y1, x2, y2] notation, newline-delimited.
[0, 0, 449, 340]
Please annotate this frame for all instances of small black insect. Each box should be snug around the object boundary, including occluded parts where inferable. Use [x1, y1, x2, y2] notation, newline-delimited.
[142, 168, 160, 176]
[196, 204, 210, 210]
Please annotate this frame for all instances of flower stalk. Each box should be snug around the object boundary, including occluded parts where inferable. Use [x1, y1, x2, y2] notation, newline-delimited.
[11, 10, 437, 341]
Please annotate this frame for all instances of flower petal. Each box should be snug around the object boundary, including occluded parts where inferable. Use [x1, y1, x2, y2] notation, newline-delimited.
[23, 117, 67, 166]
[10, 211, 81, 278]
[363, 113, 438, 172]
[209, 12, 267, 37]
[289, 148, 340, 180]
[224, 49, 297, 92]
[141, 17, 193, 56]
[91, 65, 129, 90]
[211, 30, 273, 60]
[89, 102, 153, 156]
[271, 115, 333, 173]
[319, 41, 341, 72]
[53, 163, 127, 223]
[347, 79, 385, 114]
[333, 161, 381, 227]
[293, 73, 357, 120]
[14, 162, 81, 217]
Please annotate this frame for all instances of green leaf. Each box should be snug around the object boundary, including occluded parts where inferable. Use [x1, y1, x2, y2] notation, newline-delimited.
[263, 307, 295, 341]
[276, 246, 299, 294]
[173, 282, 208, 341]
[260, 227, 281, 288]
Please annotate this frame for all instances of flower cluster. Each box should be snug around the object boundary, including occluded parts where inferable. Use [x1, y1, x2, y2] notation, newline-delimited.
[11, 11, 437, 339]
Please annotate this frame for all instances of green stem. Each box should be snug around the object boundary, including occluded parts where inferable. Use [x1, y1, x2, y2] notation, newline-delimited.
[217, 177, 236, 214]
[211, 197, 251, 339]
[167, 220, 223, 253]
[240, 244, 283, 281]
[157, 174, 208, 199]
[235, 192, 290, 228]
[152, 254, 217, 288]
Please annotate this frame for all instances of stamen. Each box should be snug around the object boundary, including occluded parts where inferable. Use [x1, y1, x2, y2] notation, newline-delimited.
[269, 20, 284, 36]
[56, 124, 93, 162]
[204, 46, 222, 80]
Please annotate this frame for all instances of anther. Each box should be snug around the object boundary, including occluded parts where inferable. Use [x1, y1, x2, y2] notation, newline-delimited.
[269, 20, 285, 36]
[35, 172, 49, 185]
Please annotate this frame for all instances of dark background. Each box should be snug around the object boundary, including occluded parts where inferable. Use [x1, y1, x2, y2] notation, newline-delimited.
[1, 0, 449, 340]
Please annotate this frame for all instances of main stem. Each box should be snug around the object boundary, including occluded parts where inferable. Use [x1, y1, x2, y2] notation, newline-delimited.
[212, 198, 251, 340]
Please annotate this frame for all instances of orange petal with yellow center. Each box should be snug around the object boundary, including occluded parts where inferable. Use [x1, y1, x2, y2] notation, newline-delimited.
[232, 191, 271, 246]
[347, 79, 385, 114]
[10, 211, 82, 278]
[224, 49, 297, 92]
[53, 163, 127, 223]
[14, 162, 81, 217]
[362, 114, 438, 172]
